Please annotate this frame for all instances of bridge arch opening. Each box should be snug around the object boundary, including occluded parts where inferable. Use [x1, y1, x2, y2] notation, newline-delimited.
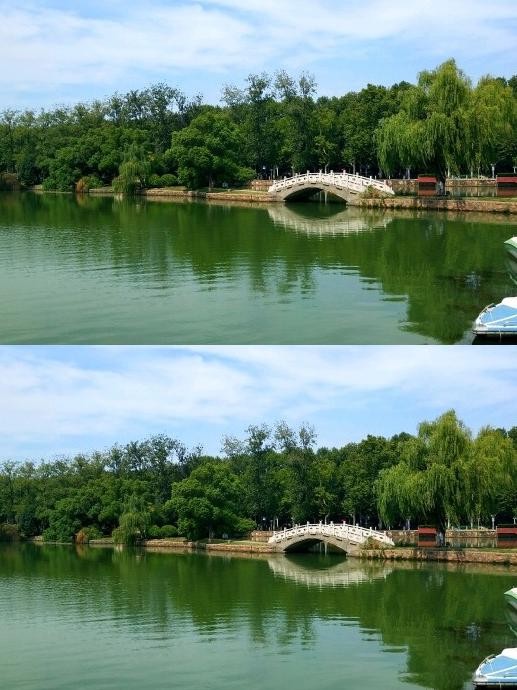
[282, 537, 348, 554]
[282, 187, 349, 203]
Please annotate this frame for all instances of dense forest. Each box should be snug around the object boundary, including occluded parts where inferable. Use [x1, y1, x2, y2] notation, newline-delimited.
[0, 411, 515, 544]
[0, 60, 515, 192]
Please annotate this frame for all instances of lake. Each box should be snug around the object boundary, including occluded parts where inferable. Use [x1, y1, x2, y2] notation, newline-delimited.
[0, 193, 515, 344]
[0, 544, 514, 690]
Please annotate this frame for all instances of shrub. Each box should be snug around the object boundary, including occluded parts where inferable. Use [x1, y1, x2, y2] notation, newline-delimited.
[75, 175, 103, 193]
[159, 174, 177, 187]
[112, 500, 151, 545]
[0, 523, 20, 542]
[147, 173, 162, 188]
[147, 524, 178, 539]
[75, 526, 103, 544]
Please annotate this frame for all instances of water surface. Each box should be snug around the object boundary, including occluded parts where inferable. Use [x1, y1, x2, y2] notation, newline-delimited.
[0, 544, 514, 690]
[0, 193, 515, 343]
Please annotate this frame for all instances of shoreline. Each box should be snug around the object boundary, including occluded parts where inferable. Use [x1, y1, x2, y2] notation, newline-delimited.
[23, 186, 517, 214]
[362, 547, 517, 565]
[85, 538, 517, 563]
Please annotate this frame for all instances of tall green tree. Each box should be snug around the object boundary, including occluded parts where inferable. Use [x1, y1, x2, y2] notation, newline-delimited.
[376, 411, 517, 531]
[376, 60, 515, 181]
[168, 461, 253, 540]
[168, 108, 254, 189]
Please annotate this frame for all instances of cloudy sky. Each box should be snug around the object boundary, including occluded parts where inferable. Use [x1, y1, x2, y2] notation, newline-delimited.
[2, 0, 516, 109]
[1, 346, 516, 461]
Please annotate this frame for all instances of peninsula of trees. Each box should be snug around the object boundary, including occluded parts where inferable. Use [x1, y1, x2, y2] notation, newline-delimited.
[0, 60, 515, 193]
[0, 411, 515, 544]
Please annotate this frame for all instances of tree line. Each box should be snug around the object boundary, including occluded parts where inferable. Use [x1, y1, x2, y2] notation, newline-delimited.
[0, 411, 515, 544]
[0, 60, 515, 193]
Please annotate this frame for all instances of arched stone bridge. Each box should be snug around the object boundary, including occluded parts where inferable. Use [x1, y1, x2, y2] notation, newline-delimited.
[268, 172, 394, 203]
[268, 523, 394, 555]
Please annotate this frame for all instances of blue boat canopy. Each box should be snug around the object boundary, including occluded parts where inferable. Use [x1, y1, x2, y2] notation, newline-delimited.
[473, 648, 517, 687]
[473, 297, 517, 336]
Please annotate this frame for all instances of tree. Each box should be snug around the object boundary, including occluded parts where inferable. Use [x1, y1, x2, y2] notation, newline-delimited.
[339, 436, 398, 526]
[376, 60, 515, 181]
[275, 421, 319, 523]
[274, 71, 318, 172]
[376, 412, 517, 531]
[112, 144, 151, 194]
[168, 108, 254, 189]
[112, 494, 151, 545]
[168, 461, 253, 540]
[376, 411, 471, 530]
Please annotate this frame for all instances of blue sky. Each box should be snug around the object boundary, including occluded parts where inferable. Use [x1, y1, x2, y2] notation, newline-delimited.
[2, 0, 516, 109]
[1, 346, 516, 461]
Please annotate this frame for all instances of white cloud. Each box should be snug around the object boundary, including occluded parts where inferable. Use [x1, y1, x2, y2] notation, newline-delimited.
[0, 346, 515, 457]
[1, 0, 515, 103]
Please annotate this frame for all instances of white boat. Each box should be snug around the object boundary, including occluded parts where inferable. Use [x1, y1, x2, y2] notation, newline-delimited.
[473, 648, 517, 687]
[505, 237, 517, 262]
[473, 298, 517, 337]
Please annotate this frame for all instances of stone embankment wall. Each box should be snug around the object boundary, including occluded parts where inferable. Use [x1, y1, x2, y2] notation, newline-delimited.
[356, 196, 516, 214]
[362, 548, 517, 565]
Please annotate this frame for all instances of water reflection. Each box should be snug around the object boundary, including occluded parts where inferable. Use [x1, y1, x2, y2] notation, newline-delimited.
[1, 544, 516, 690]
[0, 194, 515, 343]
[267, 554, 392, 587]
[268, 204, 393, 235]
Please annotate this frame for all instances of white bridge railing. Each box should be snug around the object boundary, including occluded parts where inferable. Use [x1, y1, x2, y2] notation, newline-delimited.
[268, 172, 394, 196]
[268, 522, 394, 546]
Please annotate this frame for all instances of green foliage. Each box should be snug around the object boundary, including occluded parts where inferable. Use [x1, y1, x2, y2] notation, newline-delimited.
[112, 145, 151, 194]
[147, 524, 178, 539]
[168, 109, 255, 189]
[112, 494, 151, 545]
[170, 460, 251, 540]
[376, 60, 517, 180]
[0, 65, 515, 190]
[0, 419, 515, 544]
[376, 411, 517, 530]
[159, 173, 177, 187]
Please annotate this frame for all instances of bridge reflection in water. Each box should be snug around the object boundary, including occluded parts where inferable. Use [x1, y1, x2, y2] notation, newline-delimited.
[267, 555, 393, 589]
[267, 205, 393, 236]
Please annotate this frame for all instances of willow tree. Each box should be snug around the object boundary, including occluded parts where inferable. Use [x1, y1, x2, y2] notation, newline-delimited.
[377, 412, 517, 530]
[462, 428, 516, 527]
[465, 76, 517, 176]
[376, 60, 515, 182]
[376, 410, 471, 531]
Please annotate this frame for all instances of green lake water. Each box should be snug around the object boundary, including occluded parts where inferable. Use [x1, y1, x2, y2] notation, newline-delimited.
[0, 544, 515, 690]
[0, 193, 516, 344]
